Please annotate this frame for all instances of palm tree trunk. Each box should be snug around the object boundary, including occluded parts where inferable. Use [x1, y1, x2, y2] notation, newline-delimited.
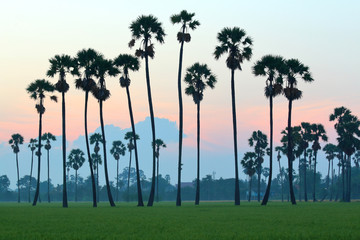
[347, 155, 351, 202]
[230, 69, 240, 205]
[262, 92, 273, 205]
[16, 153, 20, 203]
[279, 162, 283, 202]
[33, 100, 43, 206]
[127, 150, 132, 202]
[75, 169, 78, 202]
[304, 149, 308, 202]
[156, 156, 159, 202]
[257, 170, 260, 202]
[298, 157, 301, 201]
[195, 102, 200, 205]
[29, 151, 34, 203]
[144, 43, 156, 207]
[287, 97, 296, 205]
[62, 92, 68, 208]
[84, 90, 97, 207]
[335, 163, 340, 201]
[176, 26, 186, 207]
[97, 162, 99, 203]
[330, 159, 334, 201]
[99, 100, 115, 207]
[47, 149, 50, 203]
[313, 151, 317, 202]
[248, 176, 252, 202]
[125, 85, 143, 206]
[116, 159, 119, 202]
[342, 158, 345, 201]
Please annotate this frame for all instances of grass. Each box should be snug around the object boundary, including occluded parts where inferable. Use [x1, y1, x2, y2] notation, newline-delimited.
[0, 201, 359, 240]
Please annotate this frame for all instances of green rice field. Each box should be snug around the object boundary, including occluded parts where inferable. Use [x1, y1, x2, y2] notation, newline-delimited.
[0, 201, 359, 240]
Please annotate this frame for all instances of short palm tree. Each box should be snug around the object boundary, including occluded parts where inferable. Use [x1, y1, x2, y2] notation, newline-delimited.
[252, 55, 285, 205]
[41, 132, 56, 203]
[114, 55, 144, 206]
[74, 48, 99, 207]
[299, 122, 313, 201]
[152, 139, 167, 202]
[170, 9, 200, 207]
[27, 138, 37, 202]
[214, 27, 253, 205]
[124, 131, 140, 203]
[184, 62, 217, 205]
[92, 56, 119, 207]
[323, 143, 338, 201]
[129, 15, 165, 207]
[110, 140, 126, 202]
[275, 146, 285, 202]
[47, 54, 76, 208]
[90, 133, 103, 203]
[283, 58, 313, 205]
[241, 152, 257, 202]
[9, 133, 24, 203]
[67, 149, 85, 202]
[26, 79, 57, 206]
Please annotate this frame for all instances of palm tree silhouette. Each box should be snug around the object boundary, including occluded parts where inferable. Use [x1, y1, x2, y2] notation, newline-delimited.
[67, 149, 85, 202]
[283, 58, 313, 205]
[9, 133, 24, 203]
[47, 54, 76, 208]
[170, 10, 200, 207]
[90, 133, 103, 203]
[241, 152, 256, 202]
[124, 131, 140, 203]
[26, 79, 57, 206]
[152, 139, 167, 202]
[252, 55, 285, 205]
[323, 143, 338, 201]
[27, 138, 37, 202]
[74, 48, 99, 207]
[275, 146, 285, 202]
[114, 55, 144, 206]
[214, 27, 253, 205]
[41, 132, 56, 203]
[92, 56, 119, 207]
[299, 122, 312, 202]
[110, 140, 126, 202]
[184, 62, 216, 205]
[129, 15, 165, 207]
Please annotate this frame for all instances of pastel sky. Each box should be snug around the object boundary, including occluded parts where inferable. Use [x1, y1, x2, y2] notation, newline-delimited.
[0, 1, 359, 186]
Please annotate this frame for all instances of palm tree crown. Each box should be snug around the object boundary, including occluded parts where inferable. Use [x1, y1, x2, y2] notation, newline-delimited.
[9, 134, 24, 153]
[74, 49, 99, 92]
[67, 149, 86, 171]
[110, 141, 126, 161]
[114, 54, 140, 88]
[26, 79, 57, 112]
[170, 10, 200, 43]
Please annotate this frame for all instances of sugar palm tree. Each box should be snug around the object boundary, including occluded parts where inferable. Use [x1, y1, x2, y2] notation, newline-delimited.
[184, 62, 217, 205]
[152, 138, 167, 202]
[323, 143, 338, 201]
[252, 55, 285, 205]
[299, 122, 313, 201]
[67, 149, 85, 202]
[90, 133, 103, 203]
[74, 48, 99, 207]
[283, 59, 313, 205]
[170, 10, 200, 207]
[26, 79, 57, 206]
[47, 54, 76, 208]
[248, 130, 268, 202]
[9, 133, 24, 203]
[110, 140, 126, 202]
[241, 152, 256, 202]
[310, 123, 328, 201]
[114, 55, 143, 206]
[129, 15, 165, 207]
[214, 27, 253, 205]
[41, 132, 56, 203]
[91, 56, 119, 207]
[124, 131, 140, 203]
[275, 146, 285, 202]
[27, 138, 37, 202]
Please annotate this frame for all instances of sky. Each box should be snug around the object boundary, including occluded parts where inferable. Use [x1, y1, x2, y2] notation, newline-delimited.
[0, 1, 359, 188]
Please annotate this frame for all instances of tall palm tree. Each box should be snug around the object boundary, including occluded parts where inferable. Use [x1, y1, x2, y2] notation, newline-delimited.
[283, 58, 313, 205]
[184, 62, 217, 205]
[248, 130, 268, 202]
[170, 10, 200, 207]
[27, 138, 37, 202]
[110, 140, 126, 202]
[26, 79, 57, 206]
[91, 56, 119, 207]
[114, 55, 144, 206]
[67, 149, 85, 202]
[47, 54, 76, 208]
[241, 152, 257, 202]
[9, 133, 24, 203]
[129, 15, 165, 207]
[90, 133, 103, 203]
[152, 138, 167, 202]
[214, 27, 253, 205]
[41, 132, 56, 203]
[323, 143, 338, 201]
[299, 122, 313, 201]
[252, 55, 285, 205]
[310, 123, 328, 202]
[74, 48, 99, 207]
[124, 131, 140, 203]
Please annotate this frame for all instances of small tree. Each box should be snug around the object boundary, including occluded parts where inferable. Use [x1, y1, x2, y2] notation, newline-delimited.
[9, 133, 24, 203]
[67, 149, 85, 202]
[110, 140, 126, 202]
